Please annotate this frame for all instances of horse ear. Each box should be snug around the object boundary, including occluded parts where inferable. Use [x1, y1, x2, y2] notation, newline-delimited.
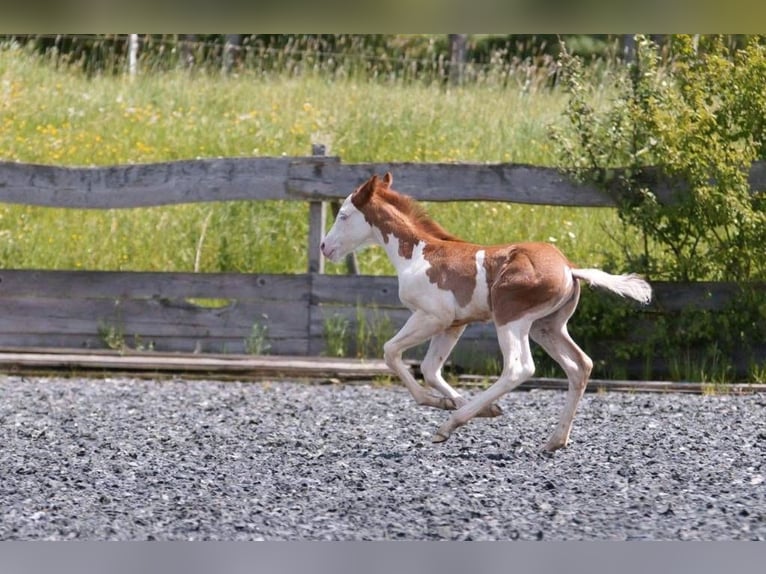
[382, 172, 393, 188]
[351, 175, 377, 207]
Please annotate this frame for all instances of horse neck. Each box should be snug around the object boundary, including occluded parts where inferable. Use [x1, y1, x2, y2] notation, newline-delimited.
[369, 218, 431, 274]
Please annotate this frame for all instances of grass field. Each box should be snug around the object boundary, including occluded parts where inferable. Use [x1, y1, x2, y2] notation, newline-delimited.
[0, 44, 626, 274]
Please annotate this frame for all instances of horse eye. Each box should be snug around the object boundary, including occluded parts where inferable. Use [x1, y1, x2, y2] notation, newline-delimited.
[339, 212, 349, 221]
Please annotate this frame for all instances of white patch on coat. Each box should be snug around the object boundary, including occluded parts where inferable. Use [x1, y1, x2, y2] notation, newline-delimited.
[392, 240, 456, 323]
[453, 249, 492, 323]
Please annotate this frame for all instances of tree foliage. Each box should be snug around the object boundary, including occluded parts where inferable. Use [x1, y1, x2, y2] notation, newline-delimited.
[553, 34, 766, 282]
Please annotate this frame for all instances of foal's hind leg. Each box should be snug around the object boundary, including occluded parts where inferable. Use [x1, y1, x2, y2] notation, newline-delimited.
[421, 325, 502, 418]
[382, 310, 462, 411]
[432, 318, 535, 442]
[530, 285, 594, 451]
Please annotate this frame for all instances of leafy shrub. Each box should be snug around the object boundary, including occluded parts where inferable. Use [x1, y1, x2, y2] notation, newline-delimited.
[553, 34, 766, 282]
[551, 34, 766, 381]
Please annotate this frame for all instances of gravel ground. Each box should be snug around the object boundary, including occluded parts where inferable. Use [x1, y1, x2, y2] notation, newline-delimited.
[0, 375, 764, 541]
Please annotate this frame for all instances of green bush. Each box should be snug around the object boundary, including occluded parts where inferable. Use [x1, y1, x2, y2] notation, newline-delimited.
[553, 34, 766, 282]
[552, 34, 766, 381]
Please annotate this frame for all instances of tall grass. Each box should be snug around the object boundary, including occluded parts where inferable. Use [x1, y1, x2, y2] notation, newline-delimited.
[0, 43, 625, 274]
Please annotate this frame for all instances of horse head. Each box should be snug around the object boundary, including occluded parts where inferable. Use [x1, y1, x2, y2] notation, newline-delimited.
[320, 173, 392, 262]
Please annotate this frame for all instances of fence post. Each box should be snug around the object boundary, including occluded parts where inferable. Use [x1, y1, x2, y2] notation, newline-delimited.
[622, 34, 636, 63]
[307, 144, 328, 274]
[448, 34, 468, 86]
[223, 34, 241, 74]
[128, 34, 139, 77]
[180, 34, 197, 69]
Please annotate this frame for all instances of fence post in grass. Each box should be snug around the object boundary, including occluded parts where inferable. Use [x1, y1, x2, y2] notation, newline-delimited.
[180, 34, 197, 69]
[307, 144, 328, 274]
[448, 34, 468, 86]
[128, 34, 139, 77]
[622, 34, 636, 63]
[223, 34, 241, 74]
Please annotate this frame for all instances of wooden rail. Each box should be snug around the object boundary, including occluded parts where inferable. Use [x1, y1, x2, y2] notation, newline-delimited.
[3, 157, 765, 207]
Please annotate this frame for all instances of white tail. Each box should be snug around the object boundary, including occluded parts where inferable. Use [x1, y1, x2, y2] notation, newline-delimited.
[571, 268, 652, 304]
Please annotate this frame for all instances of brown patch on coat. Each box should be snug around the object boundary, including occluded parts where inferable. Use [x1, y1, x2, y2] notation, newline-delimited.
[422, 242, 481, 308]
[483, 242, 573, 325]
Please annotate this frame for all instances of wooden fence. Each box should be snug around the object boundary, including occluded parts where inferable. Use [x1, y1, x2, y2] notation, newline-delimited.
[1, 155, 764, 376]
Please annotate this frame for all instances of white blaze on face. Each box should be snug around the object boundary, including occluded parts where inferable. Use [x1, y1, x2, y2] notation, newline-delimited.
[320, 195, 374, 262]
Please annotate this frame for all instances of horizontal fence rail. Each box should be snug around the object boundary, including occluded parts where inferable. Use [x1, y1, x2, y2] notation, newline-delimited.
[0, 268, 762, 377]
[0, 270, 311, 354]
[1, 154, 764, 378]
[3, 157, 765, 208]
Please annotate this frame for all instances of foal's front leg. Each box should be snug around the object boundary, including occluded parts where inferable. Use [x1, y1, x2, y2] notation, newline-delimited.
[420, 325, 467, 410]
[421, 326, 502, 418]
[382, 311, 461, 411]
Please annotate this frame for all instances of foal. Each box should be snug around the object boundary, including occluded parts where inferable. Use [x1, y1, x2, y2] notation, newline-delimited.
[320, 173, 652, 451]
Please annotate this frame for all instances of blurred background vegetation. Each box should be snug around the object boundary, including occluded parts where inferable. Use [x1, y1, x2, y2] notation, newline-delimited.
[5, 33, 757, 78]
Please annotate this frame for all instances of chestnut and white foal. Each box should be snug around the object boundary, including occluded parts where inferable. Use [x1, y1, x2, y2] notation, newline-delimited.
[320, 173, 652, 451]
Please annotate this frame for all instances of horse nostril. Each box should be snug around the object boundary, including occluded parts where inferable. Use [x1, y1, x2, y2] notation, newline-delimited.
[320, 241, 325, 251]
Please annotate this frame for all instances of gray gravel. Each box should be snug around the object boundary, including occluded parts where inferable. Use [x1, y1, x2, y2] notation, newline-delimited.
[0, 375, 764, 540]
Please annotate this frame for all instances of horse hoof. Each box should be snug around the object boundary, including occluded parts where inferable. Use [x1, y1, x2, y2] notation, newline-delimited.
[542, 439, 566, 452]
[442, 397, 458, 411]
[476, 403, 503, 418]
[431, 431, 450, 443]
[488, 403, 503, 417]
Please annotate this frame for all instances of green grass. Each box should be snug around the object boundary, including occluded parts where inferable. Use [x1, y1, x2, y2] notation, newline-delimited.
[0, 43, 626, 274]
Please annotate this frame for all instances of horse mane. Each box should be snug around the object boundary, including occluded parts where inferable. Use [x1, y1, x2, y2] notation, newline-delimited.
[376, 187, 466, 243]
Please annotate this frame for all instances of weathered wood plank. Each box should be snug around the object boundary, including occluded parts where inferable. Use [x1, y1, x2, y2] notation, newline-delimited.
[0, 269, 755, 361]
[749, 160, 766, 191]
[0, 296, 310, 355]
[461, 375, 766, 394]
[309, 304, 406, 356]
[309, 306, 497, 343]
[2, 347, 765, 391]
[0, 351, 392, 379]
[295, 162, 616, 206]
[289, 159, 766, 205]
[0, 157, 296, 208]
[0, 271, 314, 355]
[0, 270, 310, 301]
[312, 274, 401, 307]
[0, 333, 309, 355]
[1, 152, 763, 369]
[286, 155, 339, 198]
[4, 157, 765, 209]
[2, 272, 755, 314]
[0, 297, 306, 338]
[650, 281, 766, 311]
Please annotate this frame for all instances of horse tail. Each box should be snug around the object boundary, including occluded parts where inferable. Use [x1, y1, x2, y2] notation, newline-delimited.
[571, 268, 652, 304]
